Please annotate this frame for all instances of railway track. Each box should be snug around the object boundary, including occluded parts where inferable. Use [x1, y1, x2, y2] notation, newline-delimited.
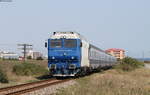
[0, 78, 70, 95]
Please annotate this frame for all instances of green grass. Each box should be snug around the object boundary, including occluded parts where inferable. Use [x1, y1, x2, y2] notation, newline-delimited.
[0, 65, 9, 83]
[0, 60, 49, 89]
[13, 62, 48, 76]
[114, 57, 144, 72]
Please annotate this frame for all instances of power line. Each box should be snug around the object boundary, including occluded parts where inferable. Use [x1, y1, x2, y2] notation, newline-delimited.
[18, 44, 33, 62]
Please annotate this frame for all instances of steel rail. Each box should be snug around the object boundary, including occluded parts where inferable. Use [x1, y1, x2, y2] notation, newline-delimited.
[7, 79, 69, 95]
[0, 78, 62, 95]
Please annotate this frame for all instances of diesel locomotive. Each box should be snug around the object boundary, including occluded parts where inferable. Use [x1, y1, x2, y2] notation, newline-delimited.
[45, 32, 117, 77]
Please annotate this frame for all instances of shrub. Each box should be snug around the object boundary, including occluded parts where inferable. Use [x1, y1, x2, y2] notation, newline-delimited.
[115, 57, 144, 71]
[144, 61, 150, 63]
[13, 62, 48, 76]
[36, 57, 43, 60]
[27, 56, 32, 59]
[0, 66, 8, 83]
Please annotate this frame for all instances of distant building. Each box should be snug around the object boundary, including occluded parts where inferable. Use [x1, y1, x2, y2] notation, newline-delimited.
[0, 51, 18, 59]
[27, 50, 43, 59]
[106, 48, 125, 60]
[18, 56, 24, 61]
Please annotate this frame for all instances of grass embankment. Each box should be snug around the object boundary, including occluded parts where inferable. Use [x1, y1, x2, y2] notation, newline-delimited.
[13, 62, 48, 76]
[115, 57, 144, 71]
[57, 68, 150, 95]
[57, 57, 150, 95]
[0, 60, 48, 88]
[0, 66, 8, 83]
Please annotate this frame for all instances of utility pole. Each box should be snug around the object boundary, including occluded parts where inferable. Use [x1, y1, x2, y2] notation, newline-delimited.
[18, 44, 33, 62]
[142, 51, 145, 62]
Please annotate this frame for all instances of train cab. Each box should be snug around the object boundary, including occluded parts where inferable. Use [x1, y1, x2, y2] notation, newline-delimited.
[46, 32, 82, 76]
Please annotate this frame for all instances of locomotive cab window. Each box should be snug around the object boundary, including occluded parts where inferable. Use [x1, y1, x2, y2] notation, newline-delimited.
[50, 39, 62, 48]
[64, 39, 77, 48]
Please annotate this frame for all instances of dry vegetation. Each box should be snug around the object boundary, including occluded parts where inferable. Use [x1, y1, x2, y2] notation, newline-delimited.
[0, 60, 48, 88]
[56, 57, 150, 95]
[56, 68, 150, 95]
[1, 57, 150, 95]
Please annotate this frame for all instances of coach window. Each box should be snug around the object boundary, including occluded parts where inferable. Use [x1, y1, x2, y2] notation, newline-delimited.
[50, 39, 62, 48]
[64, 39, 77, 48]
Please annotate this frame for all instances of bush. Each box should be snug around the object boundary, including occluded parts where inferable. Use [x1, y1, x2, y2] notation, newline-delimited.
[27, 56, 32, 59]
[0, 66, 8, 83]
[144, 61, 150, 63]
[115, 57, 144, 71]
[36, 57, 43, 60]
[13, 63, 48, 76]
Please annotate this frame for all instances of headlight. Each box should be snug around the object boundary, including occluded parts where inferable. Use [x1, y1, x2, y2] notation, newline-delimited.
[52, 57, 55, 59]
[50, 64, 56, 69]
[71, 57, 75, 59]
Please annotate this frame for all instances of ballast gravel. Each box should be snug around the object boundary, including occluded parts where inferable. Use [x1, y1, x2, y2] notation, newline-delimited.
[23, 80, 76, 95]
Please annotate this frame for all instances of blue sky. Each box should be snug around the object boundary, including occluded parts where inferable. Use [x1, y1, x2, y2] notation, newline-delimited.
[0, 0, 150, 58]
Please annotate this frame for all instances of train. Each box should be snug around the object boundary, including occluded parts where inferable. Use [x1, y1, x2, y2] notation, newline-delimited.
[45, 32, 117, 77]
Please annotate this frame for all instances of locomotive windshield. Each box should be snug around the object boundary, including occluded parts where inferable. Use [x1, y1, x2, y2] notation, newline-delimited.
[50, 39, 62, 48]
[64, 39, 77, 48]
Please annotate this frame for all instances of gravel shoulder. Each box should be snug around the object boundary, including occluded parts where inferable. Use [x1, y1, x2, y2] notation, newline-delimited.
[145, 64, 150, 69]
[23, 80, 76, 95]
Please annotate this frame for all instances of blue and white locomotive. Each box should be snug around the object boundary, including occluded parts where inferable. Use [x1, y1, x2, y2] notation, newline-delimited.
[45, 32, 116, 77]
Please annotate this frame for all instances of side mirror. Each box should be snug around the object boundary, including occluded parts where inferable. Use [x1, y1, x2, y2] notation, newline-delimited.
[80, 42, 82, 47]
[45, 42, 47, 48]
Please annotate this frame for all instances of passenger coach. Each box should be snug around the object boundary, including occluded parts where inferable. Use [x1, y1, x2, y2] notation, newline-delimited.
[45, 32, 116, 77]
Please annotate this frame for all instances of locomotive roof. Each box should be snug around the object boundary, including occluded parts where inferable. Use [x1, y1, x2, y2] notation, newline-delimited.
[90, 44, 106, 53]
[50, 31, 88, 41]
